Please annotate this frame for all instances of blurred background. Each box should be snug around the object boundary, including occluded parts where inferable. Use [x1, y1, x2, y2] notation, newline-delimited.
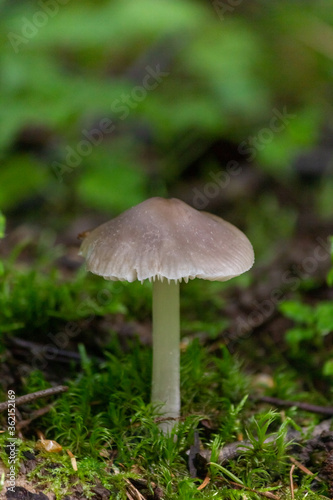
[1, 0, 333, 273]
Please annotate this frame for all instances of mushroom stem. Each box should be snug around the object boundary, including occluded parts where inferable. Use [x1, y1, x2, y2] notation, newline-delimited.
[152, 279, 180, 433]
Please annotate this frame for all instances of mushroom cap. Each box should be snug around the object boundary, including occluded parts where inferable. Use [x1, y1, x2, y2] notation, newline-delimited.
[79, 197, 254, 283]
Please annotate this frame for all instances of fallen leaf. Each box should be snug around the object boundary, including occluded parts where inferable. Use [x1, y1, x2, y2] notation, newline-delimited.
[35, 438, 62, 453]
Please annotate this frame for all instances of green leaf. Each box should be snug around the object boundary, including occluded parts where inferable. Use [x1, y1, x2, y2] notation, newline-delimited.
[279, 301, 314, 324]
[285, 327, 315, 348]
[17, 0, 205, 50]
[323, 359, 333, 377]
[0, 211, 5, 238]
[209, 462, 244, 485]
[314, 302, 333, 335]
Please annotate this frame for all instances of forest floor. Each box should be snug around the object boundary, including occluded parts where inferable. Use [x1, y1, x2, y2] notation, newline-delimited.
[1, 168, 333, 499]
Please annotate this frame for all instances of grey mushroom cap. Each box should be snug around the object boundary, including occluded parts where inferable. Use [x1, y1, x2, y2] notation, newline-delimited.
[79, 197, 254, 283]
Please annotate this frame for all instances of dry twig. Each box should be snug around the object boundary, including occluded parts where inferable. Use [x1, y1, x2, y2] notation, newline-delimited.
[125, 479, 146, 500]
[256, 395, 333, 416]
[0, 385, 68, 413]
[289, 456, 318, 478]
[227, 480, 280, 499]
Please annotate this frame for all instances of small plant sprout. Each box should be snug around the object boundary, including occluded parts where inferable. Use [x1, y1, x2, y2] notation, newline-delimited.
[79, 197, 254, 433]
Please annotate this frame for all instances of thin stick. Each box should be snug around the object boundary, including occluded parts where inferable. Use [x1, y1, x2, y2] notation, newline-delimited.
[0, 386, 68, 413]
[227, 480, 280, 499]
[290, 464, 295, 499]
[289, 457, 322, 481]
[256, 395, 333, 416]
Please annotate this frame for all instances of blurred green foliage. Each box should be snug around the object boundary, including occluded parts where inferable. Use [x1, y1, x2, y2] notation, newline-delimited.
[0, 212, 5, 239]
[1, 0, 333, 214]
[280, 299, 333, 377]
[278, 241, 333, 377]
[327, 236, 333, 286]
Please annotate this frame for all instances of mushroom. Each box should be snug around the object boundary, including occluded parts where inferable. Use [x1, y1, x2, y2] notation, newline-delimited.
[79, 197, 254, 433]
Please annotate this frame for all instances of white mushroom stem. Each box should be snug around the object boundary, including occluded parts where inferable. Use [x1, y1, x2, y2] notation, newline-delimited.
[152, 279, 180, 433]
